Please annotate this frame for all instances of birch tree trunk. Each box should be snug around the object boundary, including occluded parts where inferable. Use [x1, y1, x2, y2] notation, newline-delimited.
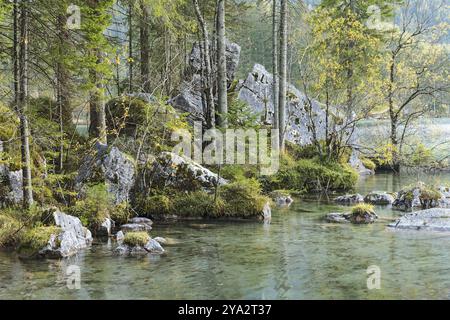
[272, 0, 279, 130]
[278, 0, 288, 150]
[140, 1, 151, 93]
[216, 0, 228, 128]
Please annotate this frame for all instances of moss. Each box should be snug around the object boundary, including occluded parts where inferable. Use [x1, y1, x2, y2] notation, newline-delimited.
[0, 104, 19, 142]
[18, 226, 61, 256]
[123, 232, 150, 247]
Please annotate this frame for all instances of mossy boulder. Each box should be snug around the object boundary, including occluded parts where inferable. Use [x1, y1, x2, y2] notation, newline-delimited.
[76, 143, 136, 205]
[350, 204, 378, 224]
[335, 193, 364, 205]
[364, 191, 396, 205]
[115, 231, 165, 255]
[393, 182, 448, 211]
[149, 152, 227, 192]
[327, 204, 377, 225]
[269, 190, 294, 207]
[17, 210, 92, 259]
[265, 155, 358, 193]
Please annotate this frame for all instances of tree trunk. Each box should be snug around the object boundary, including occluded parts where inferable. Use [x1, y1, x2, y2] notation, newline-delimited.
[88, 52, 107, 144]
[140, 1, 151, 93]
[272, 0, 279, 129]
[193, 0, 215, 128]
[12, 0, 19, 109]
[216, 0, 228, 128]
[278, 0, 288, 150]
[128, 1, 134, 93]
[388, 54, 400, 172]
[18, 0, 34, 208]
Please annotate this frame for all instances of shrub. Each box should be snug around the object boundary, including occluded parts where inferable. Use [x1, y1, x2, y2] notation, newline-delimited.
[172, 191, 225, 218]
[137, 194, 172, 217]
[0, 212, 21, 247]
[123, 232, 150, 247]
[18, 226, 61, 256]
[266, 158, 358, 193]
[66, 184, 110, 229]
[110, 202, 131, 225]
[105, 95, 189, 154]
[220, 178, 270, 217]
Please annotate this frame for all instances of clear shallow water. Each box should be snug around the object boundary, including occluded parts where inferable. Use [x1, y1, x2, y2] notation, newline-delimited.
[1, 173, 450, 300]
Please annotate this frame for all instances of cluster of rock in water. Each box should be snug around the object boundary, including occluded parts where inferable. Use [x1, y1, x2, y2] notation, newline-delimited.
[328, 185, 450, 230]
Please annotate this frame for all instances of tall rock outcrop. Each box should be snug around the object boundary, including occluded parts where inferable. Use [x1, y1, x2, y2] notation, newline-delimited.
[168, 40, 241, 123]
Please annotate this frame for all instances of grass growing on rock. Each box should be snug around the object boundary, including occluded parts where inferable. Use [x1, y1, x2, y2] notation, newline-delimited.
[123, 232, 150, 247]
[0, 211, 21, 247]
[220, 178, 270, 217]
[18, 226, 61, 256]
[263, 154, 358, 193]
[351, 203, 375, 216]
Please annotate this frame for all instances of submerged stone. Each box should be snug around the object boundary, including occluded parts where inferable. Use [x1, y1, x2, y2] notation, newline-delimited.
[389, 208, 450, 231]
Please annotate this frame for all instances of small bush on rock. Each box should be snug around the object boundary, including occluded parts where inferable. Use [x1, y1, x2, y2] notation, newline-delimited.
[123, 232, 150, 247]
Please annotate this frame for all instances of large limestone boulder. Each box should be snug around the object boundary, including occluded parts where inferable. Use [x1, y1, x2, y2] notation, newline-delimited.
[76, 143, 136, 205]
[150, 152, 227, 191]
[237, 64, 330, 146]
[389, 208, 450, 231]
[28, 210, 93, 259]
[348, 149, 374, 176]
[169, 40, 241, 123]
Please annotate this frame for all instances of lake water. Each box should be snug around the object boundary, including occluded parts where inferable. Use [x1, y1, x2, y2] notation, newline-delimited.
[1, 172, 450, 300]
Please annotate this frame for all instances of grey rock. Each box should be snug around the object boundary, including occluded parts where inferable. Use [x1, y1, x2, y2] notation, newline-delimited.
[348, 149, 374, 175]
[97, 218, 114, 237]
[114, 238, 165, 256]
[39, 210, 93, 259]
[269, 191, 293, 207]
[153, 237, 167, 245]
[121, 223, 152, 233]
[335, 194, 364, 204]
[129, 217, 153, 226]
[326, 211, 377, 224]
[392, 183, 449, 211]
[169, 40, 241, 123]
[116, 230, 125, 242]
[389, 208, 450, 231]
[76, 143, 136, 205]
[263, 202, 272, 222]
[151, 152, 227, 191]
[364, 191, 395, 205]
[238, 64, 329, 146]
[326, 212, 351, 224]
[144, 238, 165, 254]
[7, 170, 23, 205]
